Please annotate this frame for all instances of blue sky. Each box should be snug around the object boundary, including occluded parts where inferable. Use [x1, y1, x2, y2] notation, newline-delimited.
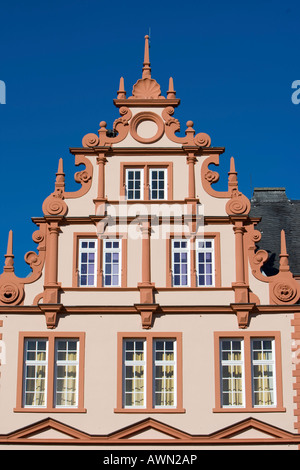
[0, 0, 300, 277]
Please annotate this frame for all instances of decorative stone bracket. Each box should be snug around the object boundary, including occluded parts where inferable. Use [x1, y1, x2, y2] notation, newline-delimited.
[231, 303, 256, 329]
[38, 304, 63, 329]
[134, 303, 159, 329]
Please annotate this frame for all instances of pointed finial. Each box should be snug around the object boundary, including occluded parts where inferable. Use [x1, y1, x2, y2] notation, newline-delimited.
[142, 35, 151, 79]
[230, 156, 236, 173]
[57, 158, 64, 175]
[4, 230, 14, 272]
[55, 158, 65, 192]
[167, 77, 176, 99]
[117, 77, 126, 99]
[228, 156, 238, 191]
[279, 229, 290, 271]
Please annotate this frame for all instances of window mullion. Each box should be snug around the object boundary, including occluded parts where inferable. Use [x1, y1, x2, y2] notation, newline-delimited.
[148, 337, 153, 410]
[47, 335, 55, 409]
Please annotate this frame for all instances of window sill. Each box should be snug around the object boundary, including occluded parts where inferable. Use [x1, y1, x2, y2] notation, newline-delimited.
[114, 408, 186, 414]
[213, 406, 286, 413]
[14, 407, 87, 413]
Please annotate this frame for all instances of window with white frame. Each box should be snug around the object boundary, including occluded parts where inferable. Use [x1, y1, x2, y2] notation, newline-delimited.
[78, 239, 97, 287]
[121, 337, 178, 410]
[149, 168, 167, 200]
[196, 239, 215, 286]
[22, 337, 80, 409]
[23, 339, 48, 407]
[172, 239, 190, 287]
[251, 338, 276, 407]
[219, 336, 277, 409]
[220, 338, 245, 408]
[103, 239, 121, 287]
[54, 339, 79, 408]
[153, 339, 176, 408]
[123, 339, 146, 408]
[125, 169, 144, 200]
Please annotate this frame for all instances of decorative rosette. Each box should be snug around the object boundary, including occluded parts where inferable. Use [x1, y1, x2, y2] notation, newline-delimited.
[271, 280, 299, 304]
[0, 281, 23, 304]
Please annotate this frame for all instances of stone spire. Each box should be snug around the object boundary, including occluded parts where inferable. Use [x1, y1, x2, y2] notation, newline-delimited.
[167, 77, 176, 99]
[142, 35, 151, 79]
[4, 230, 14, 272]
[228, 156, 238, 192]
[117, 77, 126, 99]
[279, 229, 290, 272]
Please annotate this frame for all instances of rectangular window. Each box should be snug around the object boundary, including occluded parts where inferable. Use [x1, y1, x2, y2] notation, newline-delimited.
[54, 339, 79, 408]
[220, 339, 245, 408]
[116, 333, 183, 413]
[23, 339, 48, 408]
[196, 239, 215, 286]
[214, 332, 283, 412]
[172, 239, 190, 287]
[154, 339, 176, 408]
[168, 234, 220, 289]
[251, 338, 276, 407]
[16, 333, 85, 412]
[149, 168, 167, 200]
[123, 339, 146, 408]
[103, 239, 121, 287]
[121, 163, 173, 201]
[78, 239, 97, 287]
[125, 169, 144, 200]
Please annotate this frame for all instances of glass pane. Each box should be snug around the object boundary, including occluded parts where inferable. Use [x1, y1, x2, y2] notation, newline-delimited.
[55, 340, 78, 408]
[220, 339, 244, 407]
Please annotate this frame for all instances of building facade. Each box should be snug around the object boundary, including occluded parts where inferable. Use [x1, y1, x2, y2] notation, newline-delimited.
[0, 36, 300, 450]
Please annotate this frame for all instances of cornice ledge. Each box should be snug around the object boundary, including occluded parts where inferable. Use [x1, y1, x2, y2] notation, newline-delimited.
[113, 98, 181, 108]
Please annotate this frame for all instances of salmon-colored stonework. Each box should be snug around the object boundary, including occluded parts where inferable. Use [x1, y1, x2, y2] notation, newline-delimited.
[0, 36, 299, 450]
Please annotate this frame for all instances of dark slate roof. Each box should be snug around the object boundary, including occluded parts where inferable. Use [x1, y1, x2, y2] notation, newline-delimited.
[250, 188, 300, 277]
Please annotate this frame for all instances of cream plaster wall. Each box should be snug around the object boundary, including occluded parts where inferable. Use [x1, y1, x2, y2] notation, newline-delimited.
[155, 290, 235, 306]
[0, 310, 295, 439]
[60, 290, 140, 306]
[23, 273, 45, 306]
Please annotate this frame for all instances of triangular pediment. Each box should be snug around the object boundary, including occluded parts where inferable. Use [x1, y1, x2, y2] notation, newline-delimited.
[110, 418, 189, 441]
[7, 418, 88, 441]
[211, 417, 294, 441]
